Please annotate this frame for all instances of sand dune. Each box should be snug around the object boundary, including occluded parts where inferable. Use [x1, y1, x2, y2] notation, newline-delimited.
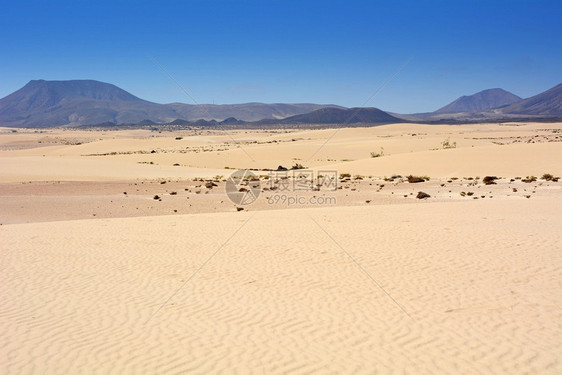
[322, 141, 562, 178]
[1, 200, 560, 373]
[1, 123, 561, 373]
[2, 123, 560, 181]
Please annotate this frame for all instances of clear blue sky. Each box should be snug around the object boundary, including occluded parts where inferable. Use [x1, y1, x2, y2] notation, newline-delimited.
[1, 0, 560, 113]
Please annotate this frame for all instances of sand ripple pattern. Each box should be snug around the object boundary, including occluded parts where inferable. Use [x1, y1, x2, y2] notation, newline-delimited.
[1, 199, 561, 374]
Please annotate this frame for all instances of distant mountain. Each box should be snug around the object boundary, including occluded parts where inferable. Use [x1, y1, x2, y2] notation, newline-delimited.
[1, 79, 560, 128]
[167, 102, 341, 122]
[0, 80, 178, 127]
[0, 80, 341, 127]
[501, 83, 562, 115]
[273, 107, 403, 124]
[435, 88, 522, 113]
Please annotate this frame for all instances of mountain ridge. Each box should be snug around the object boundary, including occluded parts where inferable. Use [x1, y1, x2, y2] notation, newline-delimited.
[0, 80, 342, 127]
[1, 80, 561, 127]
[500, 83, 562, 115]
[435, 88, 522, 113]
[276, 107, 403, 124]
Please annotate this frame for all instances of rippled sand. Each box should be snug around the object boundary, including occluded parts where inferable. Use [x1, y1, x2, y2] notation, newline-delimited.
[1, 123, 561, 373]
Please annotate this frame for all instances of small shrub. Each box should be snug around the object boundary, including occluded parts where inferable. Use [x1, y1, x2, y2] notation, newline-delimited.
[522, 176, 537, 183]
[442, 138, 457, 149]
[370, 147, 385, 158]
[541, 173, 554, 181]
[483, 176, 498, 185]
[340, 173, 351, 179]
[407, 175, 427, 183]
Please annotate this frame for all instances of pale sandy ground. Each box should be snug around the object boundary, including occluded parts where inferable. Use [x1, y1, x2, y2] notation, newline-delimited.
[1, 123, 561, 374]
[1, 122, 561, 181]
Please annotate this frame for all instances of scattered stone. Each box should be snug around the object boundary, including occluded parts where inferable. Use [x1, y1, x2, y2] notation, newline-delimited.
[416, 191, 430, 199]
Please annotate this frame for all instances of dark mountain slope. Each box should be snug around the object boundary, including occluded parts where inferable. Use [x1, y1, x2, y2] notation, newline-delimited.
[500, 83, 562, 115]
[0, 80, 342, 127]
[435, 88, 522, 113]
[276, 107, 403, 124]
[0, 80, 178, 127]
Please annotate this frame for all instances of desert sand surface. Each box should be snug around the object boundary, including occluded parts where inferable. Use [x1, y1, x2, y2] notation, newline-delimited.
[1, 122, 561, 374]
[1, 122, 561, 182]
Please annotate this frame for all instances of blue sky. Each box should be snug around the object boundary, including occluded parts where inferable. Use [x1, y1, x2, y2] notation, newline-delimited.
[1, 0, 560, 113]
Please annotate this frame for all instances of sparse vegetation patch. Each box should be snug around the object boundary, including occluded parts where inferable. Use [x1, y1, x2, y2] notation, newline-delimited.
[407, 175, 428, 183]
[483, 176, 498, 185]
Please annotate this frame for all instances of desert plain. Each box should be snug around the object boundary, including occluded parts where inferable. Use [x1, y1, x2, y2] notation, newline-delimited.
[1, 122, 561, 374]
